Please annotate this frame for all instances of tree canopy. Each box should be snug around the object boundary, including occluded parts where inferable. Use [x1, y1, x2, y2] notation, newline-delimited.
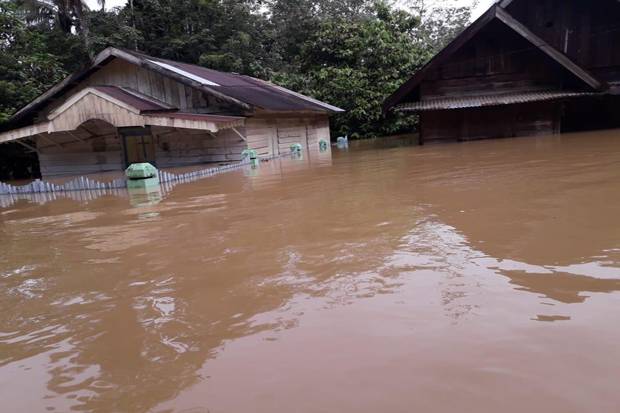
[0, 0, 472, 138]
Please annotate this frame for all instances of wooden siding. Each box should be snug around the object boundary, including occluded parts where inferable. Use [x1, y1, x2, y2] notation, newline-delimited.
[420, 102, 559, 143]
[245, 115, 331, 157]
[37, 120, 248, 177]
[35, 114, 332, 177]
[48, 92, 146, 133]
[152, 127, 246, 167]
[419, 19, 580, 101]
[38, 120, 123, 177]
[245, 118, 278, 157]
[506, 0, 620, 71]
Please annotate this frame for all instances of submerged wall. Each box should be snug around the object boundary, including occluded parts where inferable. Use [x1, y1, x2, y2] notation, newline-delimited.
[420, 102, 560, 143]
[35, 114, 333, 178]
[245, 115, 331, 157]
[153, 127, 247, 168]
[38, 120, 123, 177]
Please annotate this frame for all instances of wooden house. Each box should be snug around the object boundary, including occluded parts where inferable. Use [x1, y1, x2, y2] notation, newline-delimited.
[0, 47, 343, 177]
[384, 0, 620, 143]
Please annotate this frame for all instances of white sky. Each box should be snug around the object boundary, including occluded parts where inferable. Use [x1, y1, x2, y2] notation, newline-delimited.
[87, 0, 496, 19]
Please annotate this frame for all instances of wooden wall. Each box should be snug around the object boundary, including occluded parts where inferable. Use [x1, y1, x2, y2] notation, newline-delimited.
[38, 120, 123, 177]
[37, 120, 247, 177]
[245, 118, 278, 157]
[152, 127, 246, 167]
[36, 114, 333, 177]
[419, 19, 574, 101]
[420, 102, 559, 143]
[245, 115, 331, 157]
[506, 0, 620, 74]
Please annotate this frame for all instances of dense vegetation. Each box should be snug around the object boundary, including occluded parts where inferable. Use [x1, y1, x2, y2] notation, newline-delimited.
[0, 0, 471, 138]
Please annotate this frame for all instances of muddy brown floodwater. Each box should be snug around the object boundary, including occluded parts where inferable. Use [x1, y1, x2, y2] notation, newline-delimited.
[1, 130, 620, 413]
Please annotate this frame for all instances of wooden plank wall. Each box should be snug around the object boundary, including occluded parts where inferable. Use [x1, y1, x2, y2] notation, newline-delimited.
[506, 0, 620, 70]
[245, 118, 278, 157]
[420, 20, 567, 100]
[245, 115, 331, 157]
[152, 126, 247, 167]
[49, 93, 146, 132]
[421, 102, 558, 142]
[38, 121, 249, 177]
[38, 114, 331, 178]
[276, 118, 309, 154]
[306, 116, 331, 152]
[38, 120, 123, 177]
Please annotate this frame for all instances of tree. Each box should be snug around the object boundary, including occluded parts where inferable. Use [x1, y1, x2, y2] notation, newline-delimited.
[272, 2, 430, 138]
[1, 0, 474, 139]
[411, 1, 473, 52]
[16, 0, 101, 33]
[0, 1, 68, 122]
[16, 0, 107, 55]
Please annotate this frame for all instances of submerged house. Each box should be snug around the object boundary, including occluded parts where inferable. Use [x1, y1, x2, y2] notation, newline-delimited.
[384, 0, 620, 143]
[0, 47, 342, 177]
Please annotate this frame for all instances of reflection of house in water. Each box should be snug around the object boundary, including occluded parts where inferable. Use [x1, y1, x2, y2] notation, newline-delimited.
[0, 162, 424, 412]
[0, 47, 342, 179]
[0, 149, 335, 209]
[504, 270, 620, 304]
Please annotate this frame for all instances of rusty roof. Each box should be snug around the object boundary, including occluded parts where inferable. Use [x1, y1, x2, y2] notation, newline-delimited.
[133, 52, 344, 113]
[394, 91, 597, 112]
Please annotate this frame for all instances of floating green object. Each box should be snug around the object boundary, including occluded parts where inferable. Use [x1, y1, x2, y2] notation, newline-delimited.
[290, 143, 303, 154]
[126, 163, 160, 189]
[127, 177, 160, 189]
[319, 139, 329, 152]
[241, 149, 258, 160]
[126, 163, 158, 179]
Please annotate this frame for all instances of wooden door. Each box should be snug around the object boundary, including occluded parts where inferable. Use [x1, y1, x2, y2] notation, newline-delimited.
[123, 134, 156, 166]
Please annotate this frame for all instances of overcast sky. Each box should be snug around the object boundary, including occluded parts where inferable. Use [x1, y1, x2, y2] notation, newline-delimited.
[86, 0, 496, 19]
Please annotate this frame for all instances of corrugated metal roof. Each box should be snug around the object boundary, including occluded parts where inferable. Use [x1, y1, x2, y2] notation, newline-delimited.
[394, 91, 596, 112]
[134, 52, 344, 113]
[147, 60, 221, 87]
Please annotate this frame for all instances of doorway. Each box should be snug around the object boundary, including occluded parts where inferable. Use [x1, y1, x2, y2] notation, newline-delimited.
[120, 127, 156, 167]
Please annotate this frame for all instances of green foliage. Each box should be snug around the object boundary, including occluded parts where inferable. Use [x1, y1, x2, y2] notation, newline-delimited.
[0, 1, 69, 122]
[274, 3, 433, 137]
[1, 0, 472, 138]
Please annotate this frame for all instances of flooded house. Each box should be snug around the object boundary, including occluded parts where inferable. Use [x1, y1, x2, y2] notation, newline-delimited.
[384, 0, 620, 143]
[0, 47, 343, 178]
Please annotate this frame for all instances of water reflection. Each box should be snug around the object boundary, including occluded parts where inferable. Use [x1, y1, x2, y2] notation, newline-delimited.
[1, 130, 620, 412]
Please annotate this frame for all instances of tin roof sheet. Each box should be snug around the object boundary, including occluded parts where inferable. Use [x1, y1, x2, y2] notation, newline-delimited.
[127, 50, 344, 113]
[394, 91, 597, 112]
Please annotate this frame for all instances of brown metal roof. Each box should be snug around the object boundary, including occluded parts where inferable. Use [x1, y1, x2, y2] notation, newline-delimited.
[394, 91, 597, 112]
[132, 52, 344, 113]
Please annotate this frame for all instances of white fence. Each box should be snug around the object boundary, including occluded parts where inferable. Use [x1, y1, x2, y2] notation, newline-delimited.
[0, 155, 284, 208]
[0, 158, 255, 196]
